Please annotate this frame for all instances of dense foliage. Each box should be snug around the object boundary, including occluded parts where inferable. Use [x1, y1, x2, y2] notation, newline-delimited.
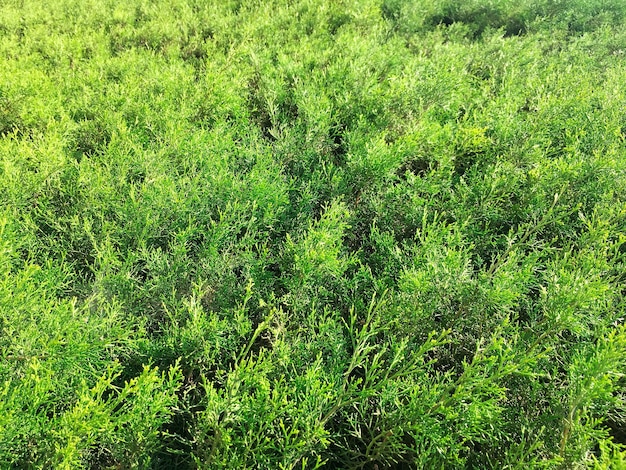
[1, 0, 626, 468]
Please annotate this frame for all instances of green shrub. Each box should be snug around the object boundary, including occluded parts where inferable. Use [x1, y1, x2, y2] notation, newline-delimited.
[1, 0, 625, 467]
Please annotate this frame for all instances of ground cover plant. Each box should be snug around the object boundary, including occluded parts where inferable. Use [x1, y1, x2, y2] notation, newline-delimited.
[1, 0, 626, 468]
